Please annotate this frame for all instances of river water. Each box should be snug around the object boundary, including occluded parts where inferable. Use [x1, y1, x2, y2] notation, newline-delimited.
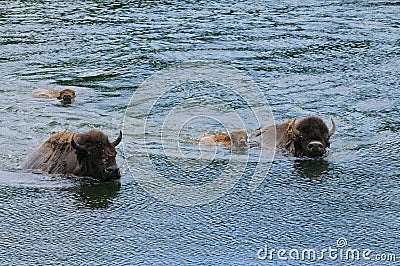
[0, 1, 399, 265]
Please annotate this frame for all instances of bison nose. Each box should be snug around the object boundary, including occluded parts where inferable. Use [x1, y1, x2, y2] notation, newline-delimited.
[238, 140, 247, 147]
[308, 141, 324, 150]
[105, 166, 120, 177]
[62, 95, 72, 103]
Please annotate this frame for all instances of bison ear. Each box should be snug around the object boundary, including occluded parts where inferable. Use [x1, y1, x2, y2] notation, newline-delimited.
[71, 135, 86, 151]
[112, 131, 122, 147]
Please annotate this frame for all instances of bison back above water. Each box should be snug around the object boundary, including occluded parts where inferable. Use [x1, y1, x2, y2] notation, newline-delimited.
[20, 130, 122, 181]
[195, 130, 248, 148]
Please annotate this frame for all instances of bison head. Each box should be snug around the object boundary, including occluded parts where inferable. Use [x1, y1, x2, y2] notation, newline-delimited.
[71, 130, 122, 181]
[229, 130, 248, 148]
[290, 116, 336, 157]
[57, 89, 76, 104]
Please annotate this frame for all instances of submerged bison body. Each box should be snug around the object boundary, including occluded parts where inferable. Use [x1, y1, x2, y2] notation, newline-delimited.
[195, 130, 248, 148]
[20, 130, 122, 181]
[249, 116, 336, 157]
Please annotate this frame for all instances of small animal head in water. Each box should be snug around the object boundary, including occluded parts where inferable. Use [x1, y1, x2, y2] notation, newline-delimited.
[57, 89, 76, 103]
[229, 130, 248, 148]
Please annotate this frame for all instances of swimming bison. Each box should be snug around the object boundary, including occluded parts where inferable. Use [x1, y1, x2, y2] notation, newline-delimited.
[249, 116, 336, 157]
[20, 130, 122, 181]
[32, 88, 76, 103]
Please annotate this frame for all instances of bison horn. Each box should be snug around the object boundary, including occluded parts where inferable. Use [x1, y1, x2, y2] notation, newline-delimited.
[112, 131, 122, 147]
[329, 118, 336, 137]
[71, 135, 86, 151]
[291, 119, 301, 136]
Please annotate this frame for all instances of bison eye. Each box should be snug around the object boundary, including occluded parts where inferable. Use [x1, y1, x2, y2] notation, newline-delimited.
[75, 149, 87, 157]
[293, 135, 303, 143]
[325, 137, 331, 147]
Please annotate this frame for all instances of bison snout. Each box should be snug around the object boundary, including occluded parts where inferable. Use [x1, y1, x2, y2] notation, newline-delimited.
[104, 165, 121, 178]
[306, 141, 325, 157]
[238, 139, 247, 147]
[307, 141, 323, 150]
[62, 95, 72, 103]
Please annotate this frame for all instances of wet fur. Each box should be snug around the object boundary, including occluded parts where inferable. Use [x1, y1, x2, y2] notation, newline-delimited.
[20, 131, 77, 174]
[77, 130, 111, 148]
[196, 133, 231, 146]
[195, 130, 248, 148]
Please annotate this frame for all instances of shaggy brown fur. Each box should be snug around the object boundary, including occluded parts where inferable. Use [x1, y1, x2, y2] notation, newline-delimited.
[76, 130, 111, 147]
[20, 130, 122, 181]
[32, 88, 76, 103]
[195, 130, 248, 148]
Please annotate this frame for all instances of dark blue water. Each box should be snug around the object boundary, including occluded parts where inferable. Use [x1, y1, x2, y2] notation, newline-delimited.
[0, 1, 399, 265]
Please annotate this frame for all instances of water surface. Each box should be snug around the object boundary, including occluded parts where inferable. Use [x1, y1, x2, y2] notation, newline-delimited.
[0, 1, 399, 265]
